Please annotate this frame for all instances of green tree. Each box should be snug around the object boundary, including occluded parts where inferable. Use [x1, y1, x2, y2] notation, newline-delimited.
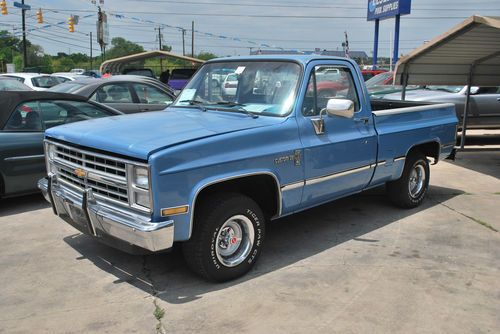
[105, 37, 144, 60]
[196, 52, 217, 61]
[0, 30, 23, 64]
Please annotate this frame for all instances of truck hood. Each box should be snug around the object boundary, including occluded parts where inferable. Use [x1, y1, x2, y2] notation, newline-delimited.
[45, 108, 285, 160]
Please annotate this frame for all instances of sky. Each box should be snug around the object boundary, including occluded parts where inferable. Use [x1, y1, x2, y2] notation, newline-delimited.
[1, 0, 500, 59]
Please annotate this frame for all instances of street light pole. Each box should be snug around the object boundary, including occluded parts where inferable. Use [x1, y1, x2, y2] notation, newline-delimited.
[182, 29, 186, 56]
[21, 0, 27, 69]
[90, 32, 93, 70]
[191, 21, 194, 57]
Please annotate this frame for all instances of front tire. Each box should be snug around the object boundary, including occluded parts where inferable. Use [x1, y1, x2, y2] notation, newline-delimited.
[386, 151, 430, 208]
[182, 193, 266, 282]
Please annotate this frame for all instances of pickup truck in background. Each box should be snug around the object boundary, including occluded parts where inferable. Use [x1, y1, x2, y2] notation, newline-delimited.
[39, 55, 458, 282]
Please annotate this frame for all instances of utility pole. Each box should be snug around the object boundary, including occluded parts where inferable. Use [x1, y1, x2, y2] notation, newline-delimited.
[90, 32, 93, 70]
[182, 29, 186, 56]
[156, 26, 163, 71]
[191, 21, 194, 57]
[21, 0, 27, 69]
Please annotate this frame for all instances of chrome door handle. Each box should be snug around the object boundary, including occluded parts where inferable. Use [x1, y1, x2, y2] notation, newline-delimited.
[354, 117, 369, 124]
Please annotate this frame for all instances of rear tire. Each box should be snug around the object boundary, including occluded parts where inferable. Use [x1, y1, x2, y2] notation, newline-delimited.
[182, 193, 266, 282]
[386, 151, 430, 208]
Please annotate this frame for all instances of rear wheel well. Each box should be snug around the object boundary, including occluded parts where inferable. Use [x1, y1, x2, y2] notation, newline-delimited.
[194, 174, 280, 219]
[408, 141, 440, 162]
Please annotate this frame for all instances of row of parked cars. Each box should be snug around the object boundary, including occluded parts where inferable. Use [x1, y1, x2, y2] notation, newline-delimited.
[0, 71, 180, 199]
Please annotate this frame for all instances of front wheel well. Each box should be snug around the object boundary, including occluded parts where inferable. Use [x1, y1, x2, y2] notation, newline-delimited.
[407, 141, 440, 162]
[194, 174, 280, 220]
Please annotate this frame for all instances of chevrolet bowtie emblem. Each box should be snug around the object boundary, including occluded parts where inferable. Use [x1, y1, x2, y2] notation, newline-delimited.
[74, 168, 87, 179]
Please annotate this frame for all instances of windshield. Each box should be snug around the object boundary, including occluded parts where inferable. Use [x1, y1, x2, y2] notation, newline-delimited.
[173, 61, 302, 117]
[48, 82, 86, 93]
[365, 71, 393, 87]
[424, 85, 463, 93]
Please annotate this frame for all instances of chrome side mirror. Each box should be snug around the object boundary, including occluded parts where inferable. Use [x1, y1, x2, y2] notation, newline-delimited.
[310, 98, 355, 135]
[325, 99, 355, 118]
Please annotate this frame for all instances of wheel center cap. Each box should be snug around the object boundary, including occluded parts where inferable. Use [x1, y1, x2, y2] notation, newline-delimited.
[230, 237, 238, 245]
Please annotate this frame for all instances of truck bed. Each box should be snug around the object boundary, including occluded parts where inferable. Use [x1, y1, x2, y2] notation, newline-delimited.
[368, 100, 458, 187]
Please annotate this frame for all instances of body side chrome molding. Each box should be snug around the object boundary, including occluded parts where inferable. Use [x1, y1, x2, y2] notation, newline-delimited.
[394, 156, 406, 162]
[4, 154, 45, 161]
[281, 181, 305, 192]
[305, 164, 373, 186]
[189, 171, 282, 239]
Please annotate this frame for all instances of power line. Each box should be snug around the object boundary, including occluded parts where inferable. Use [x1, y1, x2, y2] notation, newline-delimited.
[28, 33, 101, 52]
[38, 9, 481, 19]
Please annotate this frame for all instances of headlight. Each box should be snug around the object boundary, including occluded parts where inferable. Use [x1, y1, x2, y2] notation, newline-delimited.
[134, 191, 150, 208]
[47, 144, 57, 160]
[133, 166, 149, 190]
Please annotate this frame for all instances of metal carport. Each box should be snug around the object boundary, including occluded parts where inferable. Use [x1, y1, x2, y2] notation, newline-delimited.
[99, 50, 204, 74]
[394, 15, 500, 149]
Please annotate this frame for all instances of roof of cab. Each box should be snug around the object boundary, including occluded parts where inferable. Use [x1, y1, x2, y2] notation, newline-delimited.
[205, 54, 358, 67]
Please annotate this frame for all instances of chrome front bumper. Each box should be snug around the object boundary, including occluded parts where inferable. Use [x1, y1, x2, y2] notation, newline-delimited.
[38, 175, 174, 253]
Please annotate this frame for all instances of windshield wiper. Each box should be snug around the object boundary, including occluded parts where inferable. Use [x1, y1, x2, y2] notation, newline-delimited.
[215, 101, 259, 118]
[178, 99, 207, 111]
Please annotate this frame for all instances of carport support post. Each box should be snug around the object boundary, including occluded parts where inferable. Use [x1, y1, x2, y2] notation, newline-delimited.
[372, 19, 379, 69]
[460, 65, 474, 149]
[393, 14, 400, 69]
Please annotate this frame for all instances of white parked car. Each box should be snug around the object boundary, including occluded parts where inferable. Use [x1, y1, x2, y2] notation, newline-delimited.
[70, 68, 85, 74]
[222, 73, 238, 96]
[0, 73, 61, 91]
[51, 72, 89, 83]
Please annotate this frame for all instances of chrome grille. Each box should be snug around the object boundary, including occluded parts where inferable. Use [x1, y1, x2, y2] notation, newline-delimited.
[51, 143, 130, 205]
[55, 146, 126, 178]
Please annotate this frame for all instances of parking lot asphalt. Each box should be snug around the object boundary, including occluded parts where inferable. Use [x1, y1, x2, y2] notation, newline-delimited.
[1, 132, 499, 334]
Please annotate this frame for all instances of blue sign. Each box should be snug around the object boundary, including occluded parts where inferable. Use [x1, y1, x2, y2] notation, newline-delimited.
[13, 1, 31, 10]
[367, 0, 411, 21]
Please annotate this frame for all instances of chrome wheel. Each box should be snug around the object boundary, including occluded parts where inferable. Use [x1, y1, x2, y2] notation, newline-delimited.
[215, 215, 255, 267]
[409, 163, 426, 198]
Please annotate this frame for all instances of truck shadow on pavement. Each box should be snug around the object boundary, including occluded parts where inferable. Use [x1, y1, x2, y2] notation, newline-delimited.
[0, 193, 49, 218]
[63, 185, 464, 305]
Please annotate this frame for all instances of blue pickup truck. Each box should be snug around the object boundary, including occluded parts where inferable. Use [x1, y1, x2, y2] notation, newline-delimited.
[39, 55, 457, 282]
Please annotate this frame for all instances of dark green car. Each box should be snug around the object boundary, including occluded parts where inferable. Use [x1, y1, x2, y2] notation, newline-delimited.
[0, 91, 122, 198]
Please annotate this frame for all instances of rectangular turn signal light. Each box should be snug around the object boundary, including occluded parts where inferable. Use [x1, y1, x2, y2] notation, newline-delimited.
[161, 205, 189, 216]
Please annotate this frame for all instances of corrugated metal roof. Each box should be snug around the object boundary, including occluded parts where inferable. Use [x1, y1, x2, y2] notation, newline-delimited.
[100, 50, 204, 73]
[394, 15, 500, 86]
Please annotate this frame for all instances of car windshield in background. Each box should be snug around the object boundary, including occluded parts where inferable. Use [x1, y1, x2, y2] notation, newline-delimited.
[174, 61, 302, 117]
[425, 85, 463, 93]
[0, 79, 31, 91]
[48, 82, 87, 93]
[365, 71, 393, 87]
[31, 76, 61, 88]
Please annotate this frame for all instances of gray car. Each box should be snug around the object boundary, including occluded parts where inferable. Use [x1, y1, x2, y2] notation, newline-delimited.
[0, 91, 122, 198]
[49, 75, 176, 114]
[383, 86, 500, 129]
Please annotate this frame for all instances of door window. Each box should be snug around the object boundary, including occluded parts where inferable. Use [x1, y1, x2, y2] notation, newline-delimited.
[92, 84, 134, 103]
[39, 100, 114, 129]
[475, 87, 500, 95]
[302, 65, 360, 116]
[132, 84, 173, 105]
[3, 102, 43, 131]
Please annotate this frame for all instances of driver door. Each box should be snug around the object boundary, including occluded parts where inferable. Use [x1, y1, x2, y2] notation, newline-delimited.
[298, 61, 377, 206]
